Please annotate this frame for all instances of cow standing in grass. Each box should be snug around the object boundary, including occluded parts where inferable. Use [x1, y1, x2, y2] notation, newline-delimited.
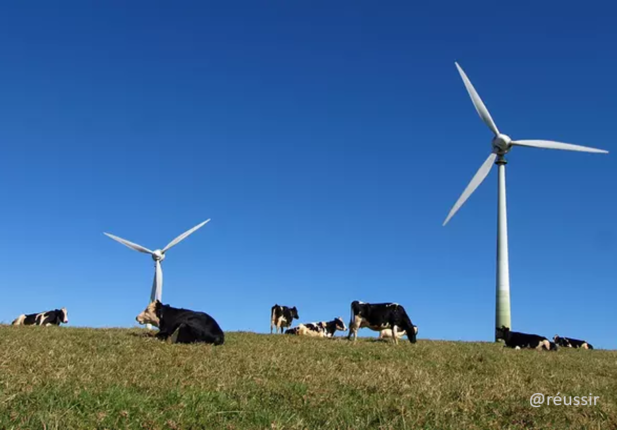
[136, 300, 224, 345]
[12, 308, 69, 326]
[554, 335, 593, 350]
[270, 304, 299, 334]
[496, 326, 554, 351]
[285, 317, 347, 338]
[347, 301, 417, 344]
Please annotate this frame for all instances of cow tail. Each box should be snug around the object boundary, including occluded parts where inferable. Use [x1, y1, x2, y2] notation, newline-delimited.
[350, 301, 360, 326]
[271, 305, 277, 324]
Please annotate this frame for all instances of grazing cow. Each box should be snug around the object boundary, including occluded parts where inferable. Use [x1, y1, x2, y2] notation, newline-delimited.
[11, 308, 68, 326]
[285, 317, 347, 338]
[347, 301, 417, 344]
[496, 326, 553, 351]
[554, 335, 594, 350]
[136, 300, 224, 345]
[378, 325, 418, 340]
[270, 304, 299, 334]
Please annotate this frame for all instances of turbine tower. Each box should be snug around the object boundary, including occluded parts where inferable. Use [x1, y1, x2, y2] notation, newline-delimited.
[104, 219, 210, 329]
[443, 62, 608, 341]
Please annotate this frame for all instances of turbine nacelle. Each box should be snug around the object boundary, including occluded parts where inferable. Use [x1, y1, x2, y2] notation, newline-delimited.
[492, 133, 512, 155]
[152, 250, 165, 262]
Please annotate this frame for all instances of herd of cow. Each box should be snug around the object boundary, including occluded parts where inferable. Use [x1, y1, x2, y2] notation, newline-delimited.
[12, 300, 593, 351]
[270, 301, 419, 344]
[8, 300, 595, 351]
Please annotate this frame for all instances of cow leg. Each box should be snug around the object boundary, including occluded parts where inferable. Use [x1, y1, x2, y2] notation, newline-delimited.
[156, 329, 171, 341]
[392, 325, 399, 345]
[536, 340, 549, 351]
[347, 316, 361, 341]
[169, 324, 203, 344]
[169, 324, 185, 343]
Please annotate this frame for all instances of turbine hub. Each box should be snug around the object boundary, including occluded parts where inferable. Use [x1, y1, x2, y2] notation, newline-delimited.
[152, 250, 165, 262]
[492, 133, 512, 155]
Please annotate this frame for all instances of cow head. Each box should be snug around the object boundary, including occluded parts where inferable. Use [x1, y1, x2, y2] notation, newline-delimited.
[136, 300, 162, 327]
[408, 325, 417, 343]
[291, 306, 299, 320]
[334, 317, 347, 332]
[495, 325, 510, 340]
[60, 307, 69, 324]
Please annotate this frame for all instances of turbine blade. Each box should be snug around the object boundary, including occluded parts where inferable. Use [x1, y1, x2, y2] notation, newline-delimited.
[162, 219, 211, 253]
[150, 260, 163, 302]
[443, 152, 497, 226]
[104, 233, 153, 254]
[455, 62, 500, 136]
[511, 140, 609, 154]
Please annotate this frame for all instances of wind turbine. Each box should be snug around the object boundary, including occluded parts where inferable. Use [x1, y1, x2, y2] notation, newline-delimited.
[104, 219, 211, 329]
[443, 62, 608, 341]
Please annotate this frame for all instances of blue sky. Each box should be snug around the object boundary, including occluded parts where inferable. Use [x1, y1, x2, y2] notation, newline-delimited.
[0, 2, 615, 348]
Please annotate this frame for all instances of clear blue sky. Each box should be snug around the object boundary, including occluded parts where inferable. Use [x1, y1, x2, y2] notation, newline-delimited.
[0, 2, 615, 348]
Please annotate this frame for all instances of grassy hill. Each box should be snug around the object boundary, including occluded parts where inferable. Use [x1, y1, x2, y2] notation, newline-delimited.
[0, 325, 616, 429]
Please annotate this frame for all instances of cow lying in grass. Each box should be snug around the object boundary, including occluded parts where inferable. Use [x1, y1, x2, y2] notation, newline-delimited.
[136, 300, 224, 345]
[285, 317, 347, 338]
[554, 335, 593, 350]
[496, 326, 556, 351]
[12, 308, 69, 326]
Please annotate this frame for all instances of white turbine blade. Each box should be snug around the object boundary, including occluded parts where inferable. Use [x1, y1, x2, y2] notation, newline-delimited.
[104, 233, 153, 254]
[455, 62, 500, 136]
[162, 219, 211, 253]
[511, 140, 609, 154]
[443, 152, 498, 226]
[150, 260, 163, 303]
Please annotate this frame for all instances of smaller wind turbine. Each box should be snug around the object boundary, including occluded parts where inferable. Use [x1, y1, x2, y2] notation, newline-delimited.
[104, 219, 210, 329]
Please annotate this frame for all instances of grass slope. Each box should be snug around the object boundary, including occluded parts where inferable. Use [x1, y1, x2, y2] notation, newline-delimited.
[0, 326, 616, 429]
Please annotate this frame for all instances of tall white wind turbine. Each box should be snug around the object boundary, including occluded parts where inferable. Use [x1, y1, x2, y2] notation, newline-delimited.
[443, 62, 608, 341]
[104, 219, 210, 329]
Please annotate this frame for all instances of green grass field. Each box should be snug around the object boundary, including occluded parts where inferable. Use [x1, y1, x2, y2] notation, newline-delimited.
[1, 325, 616, 429]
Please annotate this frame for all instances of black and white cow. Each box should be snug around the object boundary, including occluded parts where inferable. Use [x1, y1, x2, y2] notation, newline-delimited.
[554, 335, 594, 350]
[270, 304, 299, 334]
[11, 308, 69, 326]
[285, 317, 347, 338]
[136, 300, 224, 345]
[347, 301, 417, 344]
[496, 326, 553, 351]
